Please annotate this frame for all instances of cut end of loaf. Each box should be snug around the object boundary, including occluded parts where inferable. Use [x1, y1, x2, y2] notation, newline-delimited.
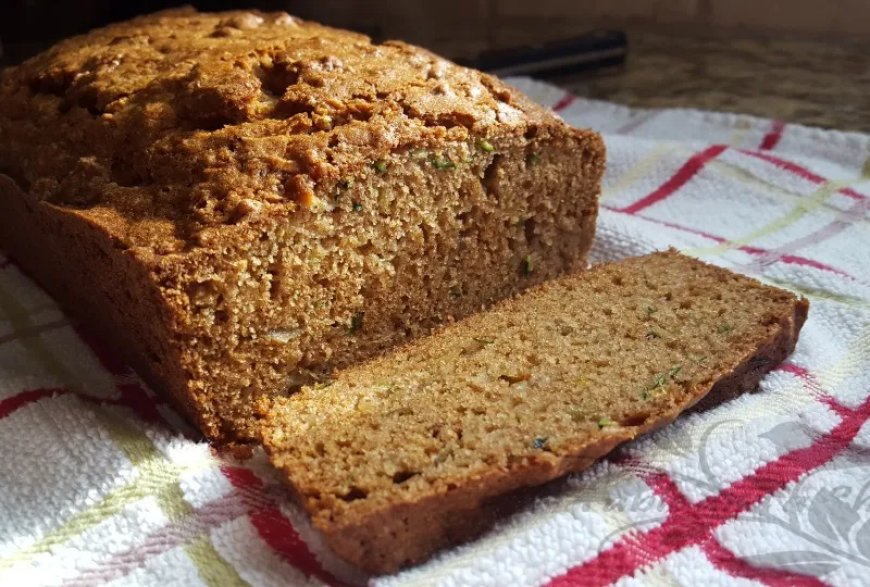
[259, 250, 808, 573]
[178, 127, 602, 444]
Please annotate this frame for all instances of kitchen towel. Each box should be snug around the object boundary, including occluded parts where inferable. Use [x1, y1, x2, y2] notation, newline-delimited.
[1, 76, 869, 587]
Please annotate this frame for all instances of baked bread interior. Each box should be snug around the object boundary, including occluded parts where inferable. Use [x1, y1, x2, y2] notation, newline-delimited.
[259, 250, 808, 572]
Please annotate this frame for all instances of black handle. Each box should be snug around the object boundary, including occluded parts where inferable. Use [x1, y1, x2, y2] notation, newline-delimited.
[462, 30, 628, 77]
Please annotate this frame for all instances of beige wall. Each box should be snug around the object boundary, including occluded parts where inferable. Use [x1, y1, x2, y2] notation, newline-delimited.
[286, 0, 869, 58]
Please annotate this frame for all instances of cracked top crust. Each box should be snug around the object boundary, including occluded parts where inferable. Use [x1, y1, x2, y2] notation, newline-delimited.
[0, 7, 567, 252]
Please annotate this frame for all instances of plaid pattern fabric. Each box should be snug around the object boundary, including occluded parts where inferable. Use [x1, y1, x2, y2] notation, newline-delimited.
[2, 77, 869, 586]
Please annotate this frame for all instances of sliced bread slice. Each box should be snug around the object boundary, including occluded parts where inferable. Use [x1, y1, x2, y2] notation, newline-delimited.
[258, 250, 808, 573]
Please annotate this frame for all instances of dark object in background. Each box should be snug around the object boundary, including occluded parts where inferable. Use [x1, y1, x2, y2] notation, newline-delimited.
[463, 31, 627, 78]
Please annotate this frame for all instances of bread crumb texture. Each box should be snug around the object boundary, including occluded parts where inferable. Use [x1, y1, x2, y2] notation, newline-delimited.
[260, 251, 808, 572]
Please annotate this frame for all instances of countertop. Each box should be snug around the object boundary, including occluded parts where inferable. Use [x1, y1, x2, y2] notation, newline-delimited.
[551, 32, 870, 133]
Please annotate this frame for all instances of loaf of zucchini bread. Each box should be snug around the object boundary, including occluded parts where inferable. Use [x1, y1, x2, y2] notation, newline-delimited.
[0, 8, 604, 443]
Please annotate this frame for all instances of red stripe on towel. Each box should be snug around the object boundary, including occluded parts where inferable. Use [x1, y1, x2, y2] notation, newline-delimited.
[740, 150, 868, 201]
[648, 473, 828, 587]
[0, 387, 67, 419]
[222, 466, 345, 586]
[552, 93, 577, 112]
[601, 204, 859, 281]
[701, 539, 828, 587]
[545, 393, 870, 587]
[759, 120, 786, 150]
[621, 145, 728, 214]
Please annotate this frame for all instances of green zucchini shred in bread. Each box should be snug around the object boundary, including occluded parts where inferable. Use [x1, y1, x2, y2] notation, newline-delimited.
[258, 250, 808, 573]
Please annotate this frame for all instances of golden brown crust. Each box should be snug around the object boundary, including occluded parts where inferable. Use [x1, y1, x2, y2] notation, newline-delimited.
[0, 9, 604, 443]
[0, 6, 574, 251]
[259, 251, 808, 573]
